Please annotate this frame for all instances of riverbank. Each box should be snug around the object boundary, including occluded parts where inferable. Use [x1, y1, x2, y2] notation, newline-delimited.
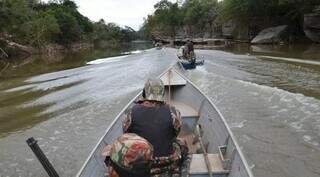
[0, 42, 92, 75]
[0, 42, 153, 79]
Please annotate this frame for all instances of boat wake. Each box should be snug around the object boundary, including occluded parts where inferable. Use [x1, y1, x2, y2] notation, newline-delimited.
[190, 66, 320, 148]
[189, 65, 320, 176]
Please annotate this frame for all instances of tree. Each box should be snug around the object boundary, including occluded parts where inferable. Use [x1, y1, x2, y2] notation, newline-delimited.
[0, 0, 33, 35]
[22, 11, 60, 47]
[219, 0, 320, 36]
[54, 9, 81, 45]
[1, 0, 138, 50]
[152, 0, 183, 38]
[121, 26, 137, 42]
[141, 0, 220, 39]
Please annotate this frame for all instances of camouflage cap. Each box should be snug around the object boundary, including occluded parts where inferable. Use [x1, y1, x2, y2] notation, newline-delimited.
[110, 133, 154, 173]
[143, 78, 165, 102]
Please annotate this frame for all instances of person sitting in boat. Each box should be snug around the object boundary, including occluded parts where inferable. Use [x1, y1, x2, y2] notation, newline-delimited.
[186, 39, 194, 58]
[103, 133, 154, 177]
[177, 46, 188, 59]
[122, 78, 187, 176]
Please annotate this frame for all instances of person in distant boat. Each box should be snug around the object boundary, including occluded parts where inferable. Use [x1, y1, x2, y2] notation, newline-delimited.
[186, 39, 194, 58]
[178, 46, 188, 59]
[122, 78, 187, 176]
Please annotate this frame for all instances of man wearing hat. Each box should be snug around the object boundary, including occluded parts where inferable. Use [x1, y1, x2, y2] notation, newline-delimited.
[122, 78, 185, 176]
[105, 133, 154, 177]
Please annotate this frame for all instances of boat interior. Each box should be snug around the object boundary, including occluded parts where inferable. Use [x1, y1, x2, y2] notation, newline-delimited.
[160, 68, 230, 177]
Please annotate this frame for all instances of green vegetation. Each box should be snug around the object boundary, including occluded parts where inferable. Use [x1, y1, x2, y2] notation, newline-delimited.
[142, 0, 320, 39]
[0, 0, 138, 50]
[220, 0, 320, 35]
[143, 0, 220, 39]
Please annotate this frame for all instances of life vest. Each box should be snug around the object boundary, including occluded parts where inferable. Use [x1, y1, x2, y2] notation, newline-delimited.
[128, 104, 175, 157]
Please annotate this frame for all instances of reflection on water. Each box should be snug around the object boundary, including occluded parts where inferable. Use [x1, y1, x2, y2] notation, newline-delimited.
[0, 42, 153, 80]
[0, 42, 152, 138]
[0, 80, 88, 138]
[224, 43, 320, 61]
[215, 43, 320, 99]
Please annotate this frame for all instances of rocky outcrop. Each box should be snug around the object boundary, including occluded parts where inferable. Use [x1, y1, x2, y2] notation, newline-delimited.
[251, 25, 288, 44]
[304, 13, 320, 43]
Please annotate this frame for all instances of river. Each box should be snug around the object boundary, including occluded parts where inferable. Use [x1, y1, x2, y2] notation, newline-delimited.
[0, 43, 319, 177]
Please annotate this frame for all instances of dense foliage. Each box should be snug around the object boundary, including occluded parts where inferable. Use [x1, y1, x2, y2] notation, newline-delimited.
[220, 0, 320, 35]
[142, 0, 320, 39]
[0, 0, 138, 48]
[143, 0, 219, 38]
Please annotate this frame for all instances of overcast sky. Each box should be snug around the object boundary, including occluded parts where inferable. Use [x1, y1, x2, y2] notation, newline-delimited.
[66, 0, 175, 31]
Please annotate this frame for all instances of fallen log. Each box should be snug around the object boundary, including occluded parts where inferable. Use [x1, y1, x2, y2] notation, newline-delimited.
[0, 47, 8, 58]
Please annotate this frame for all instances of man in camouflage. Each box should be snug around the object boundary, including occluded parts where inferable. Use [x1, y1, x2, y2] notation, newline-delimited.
[122, 78, 187, 177]
[106, 133, 154, 177]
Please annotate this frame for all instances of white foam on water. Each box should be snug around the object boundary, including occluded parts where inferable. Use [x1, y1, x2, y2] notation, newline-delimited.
[241, 134, 252, 143]
[121, 50, 144, 55]
[9, 163, 18, 167]
[250, 164, 256, 169]
[51, 146, 59, 152]
[25, 158, 34, 162]
[303, 135, 320, 147]
[131, 50, 143, 54]
[230, 120, 247, 128]
[87, 55, 128, 65]
[192, 64, 320, 146]
[122, 51, 131, 55]
[290, 122, 305, 132]
[49, 136, 56, 141]
[4, 85, 35, 93]
[249, 91, 259, 96]
[257, 55, 320, 66]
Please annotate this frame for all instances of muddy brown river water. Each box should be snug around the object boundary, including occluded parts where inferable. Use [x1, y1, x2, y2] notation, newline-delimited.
[0, 43, 319, 177]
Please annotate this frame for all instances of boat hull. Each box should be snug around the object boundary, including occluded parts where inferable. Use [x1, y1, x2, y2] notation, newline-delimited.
[76, 63, 253, 177]
[179, 60, 204, 70]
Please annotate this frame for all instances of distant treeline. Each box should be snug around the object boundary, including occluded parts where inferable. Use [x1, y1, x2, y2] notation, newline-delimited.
[142, 0, 320, 39]
[0, 0, 140, 48]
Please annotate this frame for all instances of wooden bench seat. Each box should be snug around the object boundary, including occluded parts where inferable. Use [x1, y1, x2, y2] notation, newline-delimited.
[189, 154, 229, 177]
[171, 101, 198, 118]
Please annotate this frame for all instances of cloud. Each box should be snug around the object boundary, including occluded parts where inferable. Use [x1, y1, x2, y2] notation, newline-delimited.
[71, 0, 175, 30]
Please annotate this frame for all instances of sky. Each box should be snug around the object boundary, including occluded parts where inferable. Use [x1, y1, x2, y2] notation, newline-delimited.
[67, 0, 176, 31]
